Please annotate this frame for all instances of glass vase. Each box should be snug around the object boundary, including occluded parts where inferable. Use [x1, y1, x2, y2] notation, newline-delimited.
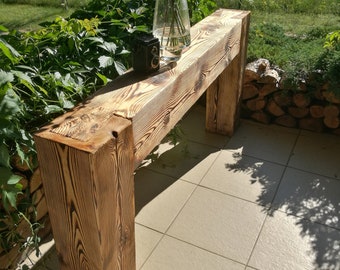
[153, 0, 191, 62]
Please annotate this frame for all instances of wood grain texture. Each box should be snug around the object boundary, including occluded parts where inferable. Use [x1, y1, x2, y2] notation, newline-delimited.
[34, 9, 250, 270]
[35, 117, 135, 270]
[206, 10, 250, 135]
[37, 9, 249, 166]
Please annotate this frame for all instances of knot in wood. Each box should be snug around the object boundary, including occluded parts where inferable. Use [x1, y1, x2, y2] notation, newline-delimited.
[163, 111, 171, 125]
[80, 114, 91, 122]
[194, 72, 205, 92]
[225, 43, 232, 53]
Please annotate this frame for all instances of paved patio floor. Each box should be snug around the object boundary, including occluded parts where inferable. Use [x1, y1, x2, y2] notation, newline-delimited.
[21, 103, 340, 270]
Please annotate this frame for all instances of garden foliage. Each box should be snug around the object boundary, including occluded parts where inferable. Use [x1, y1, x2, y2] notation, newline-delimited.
[247, 22, 340, 95]
[217, 0, 340, 15]
[318, 30, 340, 96]
[0, 0, 151, 256]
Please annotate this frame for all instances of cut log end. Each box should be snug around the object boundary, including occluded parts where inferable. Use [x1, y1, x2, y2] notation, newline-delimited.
[309, 105, 324, 118]
[293, 93, 311, 108]
[242, 84, 259, 100]
[288, 106, 309, 119]
[324, 105, 340, 118]
[241, 59, 340, 136]
[250, 111, 271, 124]
[324, 116, 340, 129]
[246, 98, 266, 111]
[275, 114, 297, 128]
[266, 99, 285, 117]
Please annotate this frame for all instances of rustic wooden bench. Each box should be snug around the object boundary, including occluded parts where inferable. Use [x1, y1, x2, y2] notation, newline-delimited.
[34, 9, 250, 270]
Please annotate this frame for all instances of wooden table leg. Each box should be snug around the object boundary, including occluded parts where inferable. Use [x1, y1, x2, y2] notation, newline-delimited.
[34, 120, 136, 270]
[206, 12, 250, 136]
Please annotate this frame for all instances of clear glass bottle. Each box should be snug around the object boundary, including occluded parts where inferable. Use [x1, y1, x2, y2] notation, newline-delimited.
[153, 0, 191, 62]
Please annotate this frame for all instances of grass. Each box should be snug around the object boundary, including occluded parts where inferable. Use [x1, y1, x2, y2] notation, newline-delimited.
[0, 0, 89, 30]
[250, 11, 340, 36]
[0, 4, 76, 30]
[1, 1, 339, 35]
[0, 0, 339, 85]
[247, 10, 340, 66]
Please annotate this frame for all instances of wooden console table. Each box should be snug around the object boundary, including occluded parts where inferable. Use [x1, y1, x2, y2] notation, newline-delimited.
[34, 9, 250, 270]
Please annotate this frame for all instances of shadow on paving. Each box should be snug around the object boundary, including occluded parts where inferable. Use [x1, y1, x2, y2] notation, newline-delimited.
[224, 137, 340, 270]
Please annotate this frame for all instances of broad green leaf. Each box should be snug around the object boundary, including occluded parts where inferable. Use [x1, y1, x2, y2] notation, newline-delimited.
[96, 72, 111, 85]
[0, 70, 14, 87]
[7, 174, 22, 185]
[0, 25, 8, 32]
[129, 12, 141, 20]
[135, 6, 148, 15]
[2, 190, 18, 210]
[114, 61, 127, 75]
[110, 19, 128, 27]
[65, 61, 82, 67]
[99, 42, 117, 54]
[16, 65, 37, 73]
[59, 90, 75, 109]
[36, 85, 48, 96]
[15, 141, 26, 164]
[131, 25, 149, 33]
[15, 141, 27, 162]
[118, 49, 130, 55]
[12, 70, 36, 93]
[99, 55, 114, 68]
[0, 167, 22, 211]
[12, 70, 33, 84]
[15, 140, 34, 171]
[0, 38, 20, 64]
[44, 104, 63, 114]
[67, 38, 75, 52]
[88, 36, 104, 44]
[0, 144, 10, 168]
[54, 72, 62, 80]
[1, 190, 10, 211]
[18, 129, 32, 142]
[45, 47, 56, 55]
[0, 89, 22, 116]
[0, 83, 10, 102]
[64, 100, 74, 109]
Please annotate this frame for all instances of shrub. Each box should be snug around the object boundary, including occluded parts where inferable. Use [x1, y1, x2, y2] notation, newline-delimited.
[247, 22, 340, 95]
[0, 0, 150, 259]
[316, 30, 340, 97]
[188, 0, 217, 23]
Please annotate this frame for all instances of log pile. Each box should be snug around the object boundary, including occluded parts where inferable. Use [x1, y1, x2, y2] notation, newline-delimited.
[241, 59, 340, 135]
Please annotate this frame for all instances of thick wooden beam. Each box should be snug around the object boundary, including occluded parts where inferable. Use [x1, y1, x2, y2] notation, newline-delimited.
[43, 9, 248, 167]
[34, 116, 135, 270]
[206, 11, 250, 135]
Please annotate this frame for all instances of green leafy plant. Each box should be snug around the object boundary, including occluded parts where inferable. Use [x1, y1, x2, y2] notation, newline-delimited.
[0, 0, 153, 262]
[324, 30, 340, 50]
[315, 30, 340, 97]
[247, 21, 340, 93]
[187, 0, 217, 24]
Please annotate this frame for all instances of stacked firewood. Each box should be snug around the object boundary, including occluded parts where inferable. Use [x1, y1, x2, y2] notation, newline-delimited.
[241, 59, 340, 134]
